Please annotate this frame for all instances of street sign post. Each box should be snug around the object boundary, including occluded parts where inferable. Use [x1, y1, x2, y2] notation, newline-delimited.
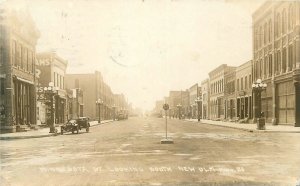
[161, 103, 173, 144]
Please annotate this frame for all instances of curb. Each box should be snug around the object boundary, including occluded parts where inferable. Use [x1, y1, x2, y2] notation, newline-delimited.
[90, 120, 114, 128]
[184, 120, 300, 133]
[0, 133, 60, 140]
[0, 120, 115, 140]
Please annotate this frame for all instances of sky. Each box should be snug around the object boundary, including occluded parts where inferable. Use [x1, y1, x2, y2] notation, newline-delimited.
[3, 0, 264, 111]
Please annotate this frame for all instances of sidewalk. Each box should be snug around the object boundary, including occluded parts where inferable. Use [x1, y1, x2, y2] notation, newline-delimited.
[0, 120, 114, 140]
[183, 118, 300, 133]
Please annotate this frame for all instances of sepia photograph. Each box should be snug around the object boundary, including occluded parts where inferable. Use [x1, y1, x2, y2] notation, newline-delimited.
[0, 0, 300, 185]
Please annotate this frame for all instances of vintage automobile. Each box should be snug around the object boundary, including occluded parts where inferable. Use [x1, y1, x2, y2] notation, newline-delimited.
[76, 117, 90, 132]
[60, 119, 80, 134]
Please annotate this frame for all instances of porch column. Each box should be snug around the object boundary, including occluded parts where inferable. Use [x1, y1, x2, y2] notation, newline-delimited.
[271, 79, 277, 125]
[295, 82, 300, 127]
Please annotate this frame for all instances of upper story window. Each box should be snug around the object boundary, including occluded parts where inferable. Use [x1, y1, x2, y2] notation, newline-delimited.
[288, 4, 295, 30]
[259, 26, 263, 47]
[282, 9, 287, 34]
[268, 20, 272, 43]
[276, 13, 281, 37]
[264, 23, 268, 45]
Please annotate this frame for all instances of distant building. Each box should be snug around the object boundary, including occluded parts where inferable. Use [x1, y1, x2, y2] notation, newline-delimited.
[65, 71, 104, 120]
[209, 64, 236, 120]
[65, 71, 121, 121]
[224, 67, 236, 121]
[0, 5, 40, 132]
[66, 88, 84, 120]
[189, 83, 198, 119]
[235, 61, 252, 121]
[201, 79, 210, 119]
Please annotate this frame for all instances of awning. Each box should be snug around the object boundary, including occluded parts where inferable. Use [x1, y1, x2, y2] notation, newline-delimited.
[14, 76, 34, 85]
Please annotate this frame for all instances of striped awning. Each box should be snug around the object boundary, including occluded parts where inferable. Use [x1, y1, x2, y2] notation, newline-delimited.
[14, 76, 34, 85]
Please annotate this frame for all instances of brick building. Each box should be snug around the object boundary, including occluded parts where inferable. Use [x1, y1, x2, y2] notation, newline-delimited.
[36, 52, 68, 125]
[0, 5, 39, 132]
[189, 83, 198, 119]
[201, 79, 210, 119]
[224, 68, 236, 121]
[209, 64, 236, 120]
[252, 1, 300, 126]
[65, 71, 104, 120]
[235, 61, 252, 121]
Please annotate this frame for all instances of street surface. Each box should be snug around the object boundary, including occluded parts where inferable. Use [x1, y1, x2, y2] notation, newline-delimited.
[1, 117, 300, 186]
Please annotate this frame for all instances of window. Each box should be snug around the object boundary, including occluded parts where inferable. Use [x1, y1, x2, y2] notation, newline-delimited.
[264, 23, 268, 45]
[278, 51, 281, 73]
[282, 9, 287, 34]
[276, 13, 281, 37]
[21, 45, 24, 69]
[0, 78, 4, 95]
[259, 26, 263, 47]
[264, 56, 268, 76]
[16, 43, 21, 67]
[249, 75, 252, 89]
[282, 48, 287, 72]
[245, 76, 248, 90]
[12, 40, 16, 66]
[288, 5, 295, 30]
[269, 54, 273, 76]
[31, 52, 34, 73]
[288, 45, 293, 71]
[25, 48, 28, 71]
[54, 72, 56, 86]
[28, 50, 32, 73]
[268, 20, 272, 43]
[0, 44, 3, 67]
[255, 29, 258, 50]
[237, 79, 239, 91]
[241, 77, 243, 90]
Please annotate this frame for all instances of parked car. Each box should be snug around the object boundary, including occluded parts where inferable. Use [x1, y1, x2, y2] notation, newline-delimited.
[61, 119, 79, 134]
[117, 113, 128, 120]
[76, 117, 90, 132]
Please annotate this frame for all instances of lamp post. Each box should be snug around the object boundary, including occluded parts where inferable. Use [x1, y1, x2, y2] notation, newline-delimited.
[195, 96, 201, 122]
[44, 82, 59, 133]
[176, 104, 182, 119]
[252, 79, 267, 130]
[96, 99, 103, 124]
[112, 104, 116, 121]
[161, 103, 173, 144]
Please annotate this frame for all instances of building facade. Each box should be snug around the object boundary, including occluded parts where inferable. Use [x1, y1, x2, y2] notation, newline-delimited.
[65, 71, 120, 121]
[65, 71, 103, 120]
[66, 88, 84, 120]
[36, 52, 68, 125]
[252, 1, 300, 126]
[189, 83, 198, 119]
[224, 68, 236, 121]
[201, 79, 210, 119]
[209, 64, 236, 120]
[167, 91, 182, 118]
[0, 6, 39, 132]
[235, 61, 252, 121]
